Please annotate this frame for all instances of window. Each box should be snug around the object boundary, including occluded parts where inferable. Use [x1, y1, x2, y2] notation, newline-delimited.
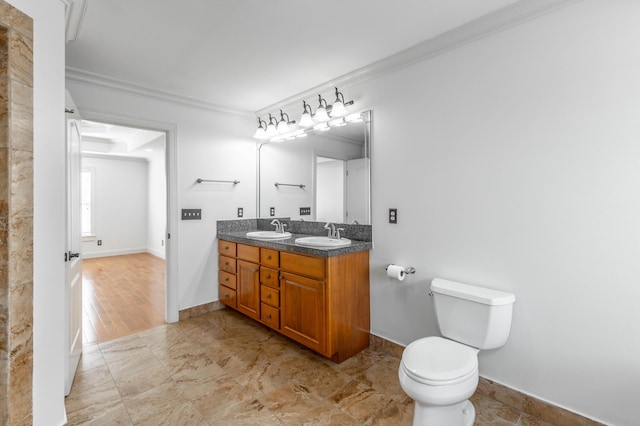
[81, 168, 95, 237]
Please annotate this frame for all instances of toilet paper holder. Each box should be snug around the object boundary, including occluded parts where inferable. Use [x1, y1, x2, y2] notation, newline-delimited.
[386, 265, 416, 276]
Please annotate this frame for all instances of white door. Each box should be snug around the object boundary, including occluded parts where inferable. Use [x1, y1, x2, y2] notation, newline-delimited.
[345, 158, 370, 224]
[65, 92, 83, 395]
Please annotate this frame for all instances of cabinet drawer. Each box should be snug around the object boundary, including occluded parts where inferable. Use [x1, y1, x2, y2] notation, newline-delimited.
[219, 270, 236, 290]
[261, 303, 280, 329]
[219, 255, 236, 274]
[218, 240, 236, 257]
[280, 252, 325, 279]
[261, 285, 280, 308]
[261, 248, 279, 268]
[260, 267, 279, 288]
[237, 244, 260, 263]
[219, 284, 237, 308]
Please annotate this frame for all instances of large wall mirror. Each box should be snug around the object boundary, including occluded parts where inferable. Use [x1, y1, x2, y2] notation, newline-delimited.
[257, 110, 371, 224]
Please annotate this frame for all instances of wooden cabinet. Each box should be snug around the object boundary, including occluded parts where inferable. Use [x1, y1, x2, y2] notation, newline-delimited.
[218, 238, 370, 363]
[237, 259, 260, 320]
[281, 271, 326, 354]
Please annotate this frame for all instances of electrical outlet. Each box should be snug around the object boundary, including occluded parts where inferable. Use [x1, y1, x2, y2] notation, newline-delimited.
[97, 239, 102, 246]
[300, 207, 311, 215]
[237, 207, 243, 217]
[270, 207, 275, 216]
[389, 208, 398, 224]
[182, 209, 202, 220]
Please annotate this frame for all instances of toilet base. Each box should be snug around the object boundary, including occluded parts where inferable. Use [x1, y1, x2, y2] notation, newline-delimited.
[412, 399, 475, 426]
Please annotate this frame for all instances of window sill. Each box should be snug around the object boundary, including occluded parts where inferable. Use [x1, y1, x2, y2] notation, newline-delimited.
[82, 235, 96, 242]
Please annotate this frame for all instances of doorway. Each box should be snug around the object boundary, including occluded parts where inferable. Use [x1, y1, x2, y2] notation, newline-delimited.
[78, 117, 175, 343]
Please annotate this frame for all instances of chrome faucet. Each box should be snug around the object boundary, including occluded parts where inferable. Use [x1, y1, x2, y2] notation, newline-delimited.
[270, 219, 287, 233]
[324, 222, 345, 239]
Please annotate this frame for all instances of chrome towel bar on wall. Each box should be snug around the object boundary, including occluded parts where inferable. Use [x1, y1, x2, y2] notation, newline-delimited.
[274, 182, 306, 188]
[196, 178, 240, 184]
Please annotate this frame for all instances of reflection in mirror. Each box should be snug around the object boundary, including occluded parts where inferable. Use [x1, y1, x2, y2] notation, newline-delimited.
[258, 111, 371, 224]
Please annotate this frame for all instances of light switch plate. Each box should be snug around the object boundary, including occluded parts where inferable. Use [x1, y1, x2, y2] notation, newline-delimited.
[182, 209, 202, 220]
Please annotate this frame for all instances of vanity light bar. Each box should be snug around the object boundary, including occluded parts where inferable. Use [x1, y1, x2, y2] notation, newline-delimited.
[253, 87, 355, 140]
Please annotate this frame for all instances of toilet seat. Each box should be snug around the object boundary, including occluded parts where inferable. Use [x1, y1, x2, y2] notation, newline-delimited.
[401, 336, 478, 386]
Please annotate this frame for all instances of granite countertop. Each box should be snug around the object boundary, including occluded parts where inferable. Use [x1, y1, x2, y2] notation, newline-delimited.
[217, 231, 372, 258]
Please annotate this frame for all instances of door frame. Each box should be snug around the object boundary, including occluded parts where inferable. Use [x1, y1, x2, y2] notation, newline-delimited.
[76, 109, 179, 323]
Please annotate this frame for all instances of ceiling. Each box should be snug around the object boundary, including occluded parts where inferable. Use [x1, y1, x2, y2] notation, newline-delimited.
[65, 0, 522, 114]
[81, 120, 165, 160]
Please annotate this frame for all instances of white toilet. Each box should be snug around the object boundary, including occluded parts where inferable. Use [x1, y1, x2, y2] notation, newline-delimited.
[398, 278, 515, 426]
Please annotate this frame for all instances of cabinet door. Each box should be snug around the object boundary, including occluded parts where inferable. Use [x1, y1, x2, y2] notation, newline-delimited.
[237, 260, 260, 320]
[281, 272, 326, 354]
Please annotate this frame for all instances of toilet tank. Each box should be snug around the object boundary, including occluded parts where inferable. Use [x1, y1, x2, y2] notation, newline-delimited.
[431, 278, 515, 350]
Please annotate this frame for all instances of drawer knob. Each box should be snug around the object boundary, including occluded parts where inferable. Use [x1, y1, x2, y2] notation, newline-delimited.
[266, 314, 272, 319]
[267, 255, 271, 260]
[266, 294, 272, 299]
[225, 277, 229, 282]
[266, 274, 271, 280]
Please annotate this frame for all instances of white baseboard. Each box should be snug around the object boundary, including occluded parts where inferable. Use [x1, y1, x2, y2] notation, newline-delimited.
[146, 248, 166, 259]
[82, 248, 147, 259]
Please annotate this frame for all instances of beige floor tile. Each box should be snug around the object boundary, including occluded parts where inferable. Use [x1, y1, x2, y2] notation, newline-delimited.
[134, 401, 208, 426]
[66, 401, 132, 425]
[261, 383, 355, 425]
[102, 345, 164, 379]
[64, 309, 570, 426]
[122, 380, 189, 424]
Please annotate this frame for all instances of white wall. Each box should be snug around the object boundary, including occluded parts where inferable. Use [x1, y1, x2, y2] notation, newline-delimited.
[6, 0, 68, 424]
[147, 144, 166, 258]
[66, 82, 256, 311]
[343, 1, 639, 424]
[81, 155, 148, 258]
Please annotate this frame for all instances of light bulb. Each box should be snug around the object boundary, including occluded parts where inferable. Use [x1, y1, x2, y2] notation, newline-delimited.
[330, 101, 347, 117]
[253, 127, 266, 139]
[299, 112, 314, 127]
[266, 123, 278, 137]
[314, 107, 329, 123]
[277, 120, 290, 134]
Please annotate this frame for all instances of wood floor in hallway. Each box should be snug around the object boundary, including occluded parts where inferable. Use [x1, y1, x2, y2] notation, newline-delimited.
[82, 253, 165, 344]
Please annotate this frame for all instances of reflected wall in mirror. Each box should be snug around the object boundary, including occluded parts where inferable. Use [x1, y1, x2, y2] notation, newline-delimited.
[258, 111, 371, 224]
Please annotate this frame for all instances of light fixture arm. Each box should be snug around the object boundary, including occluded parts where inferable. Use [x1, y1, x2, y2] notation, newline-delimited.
[302, 100, 313, 115]
[256, 117, 267, 129]
[279, 109, 296, 125]
[317, 95, 328, 109]
[333, 87, 354, 107]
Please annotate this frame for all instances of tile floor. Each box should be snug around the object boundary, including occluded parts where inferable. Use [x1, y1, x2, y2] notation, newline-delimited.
[65, 309, 554, 425]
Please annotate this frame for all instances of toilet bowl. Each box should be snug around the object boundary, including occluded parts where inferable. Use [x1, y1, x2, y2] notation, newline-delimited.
[399, 336, 479, 426]
[398, 278, 515, 426]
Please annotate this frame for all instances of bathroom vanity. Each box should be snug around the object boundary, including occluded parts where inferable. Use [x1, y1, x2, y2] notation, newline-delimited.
[217, 234, 371, 363]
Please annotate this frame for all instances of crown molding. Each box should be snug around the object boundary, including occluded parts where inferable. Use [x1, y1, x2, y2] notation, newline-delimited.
[65, 67, 254, 117]
[62, 0, 87, 42]
[256, 0, 582, 116]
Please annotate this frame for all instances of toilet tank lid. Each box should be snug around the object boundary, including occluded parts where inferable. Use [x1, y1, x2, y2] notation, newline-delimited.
[431, 278, 515, 306]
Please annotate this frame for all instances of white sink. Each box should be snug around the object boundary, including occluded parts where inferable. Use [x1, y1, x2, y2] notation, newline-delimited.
[294, 236, 351, 248]
[246, 231, 292, 240]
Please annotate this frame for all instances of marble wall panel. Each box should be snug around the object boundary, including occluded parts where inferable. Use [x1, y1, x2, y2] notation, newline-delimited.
[8, 29, 33, 87]
[8, 216, 32, 288]
[0, 2, 34, 423]
[10, 149, 32, 219]
[9, 82, 33, 152]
